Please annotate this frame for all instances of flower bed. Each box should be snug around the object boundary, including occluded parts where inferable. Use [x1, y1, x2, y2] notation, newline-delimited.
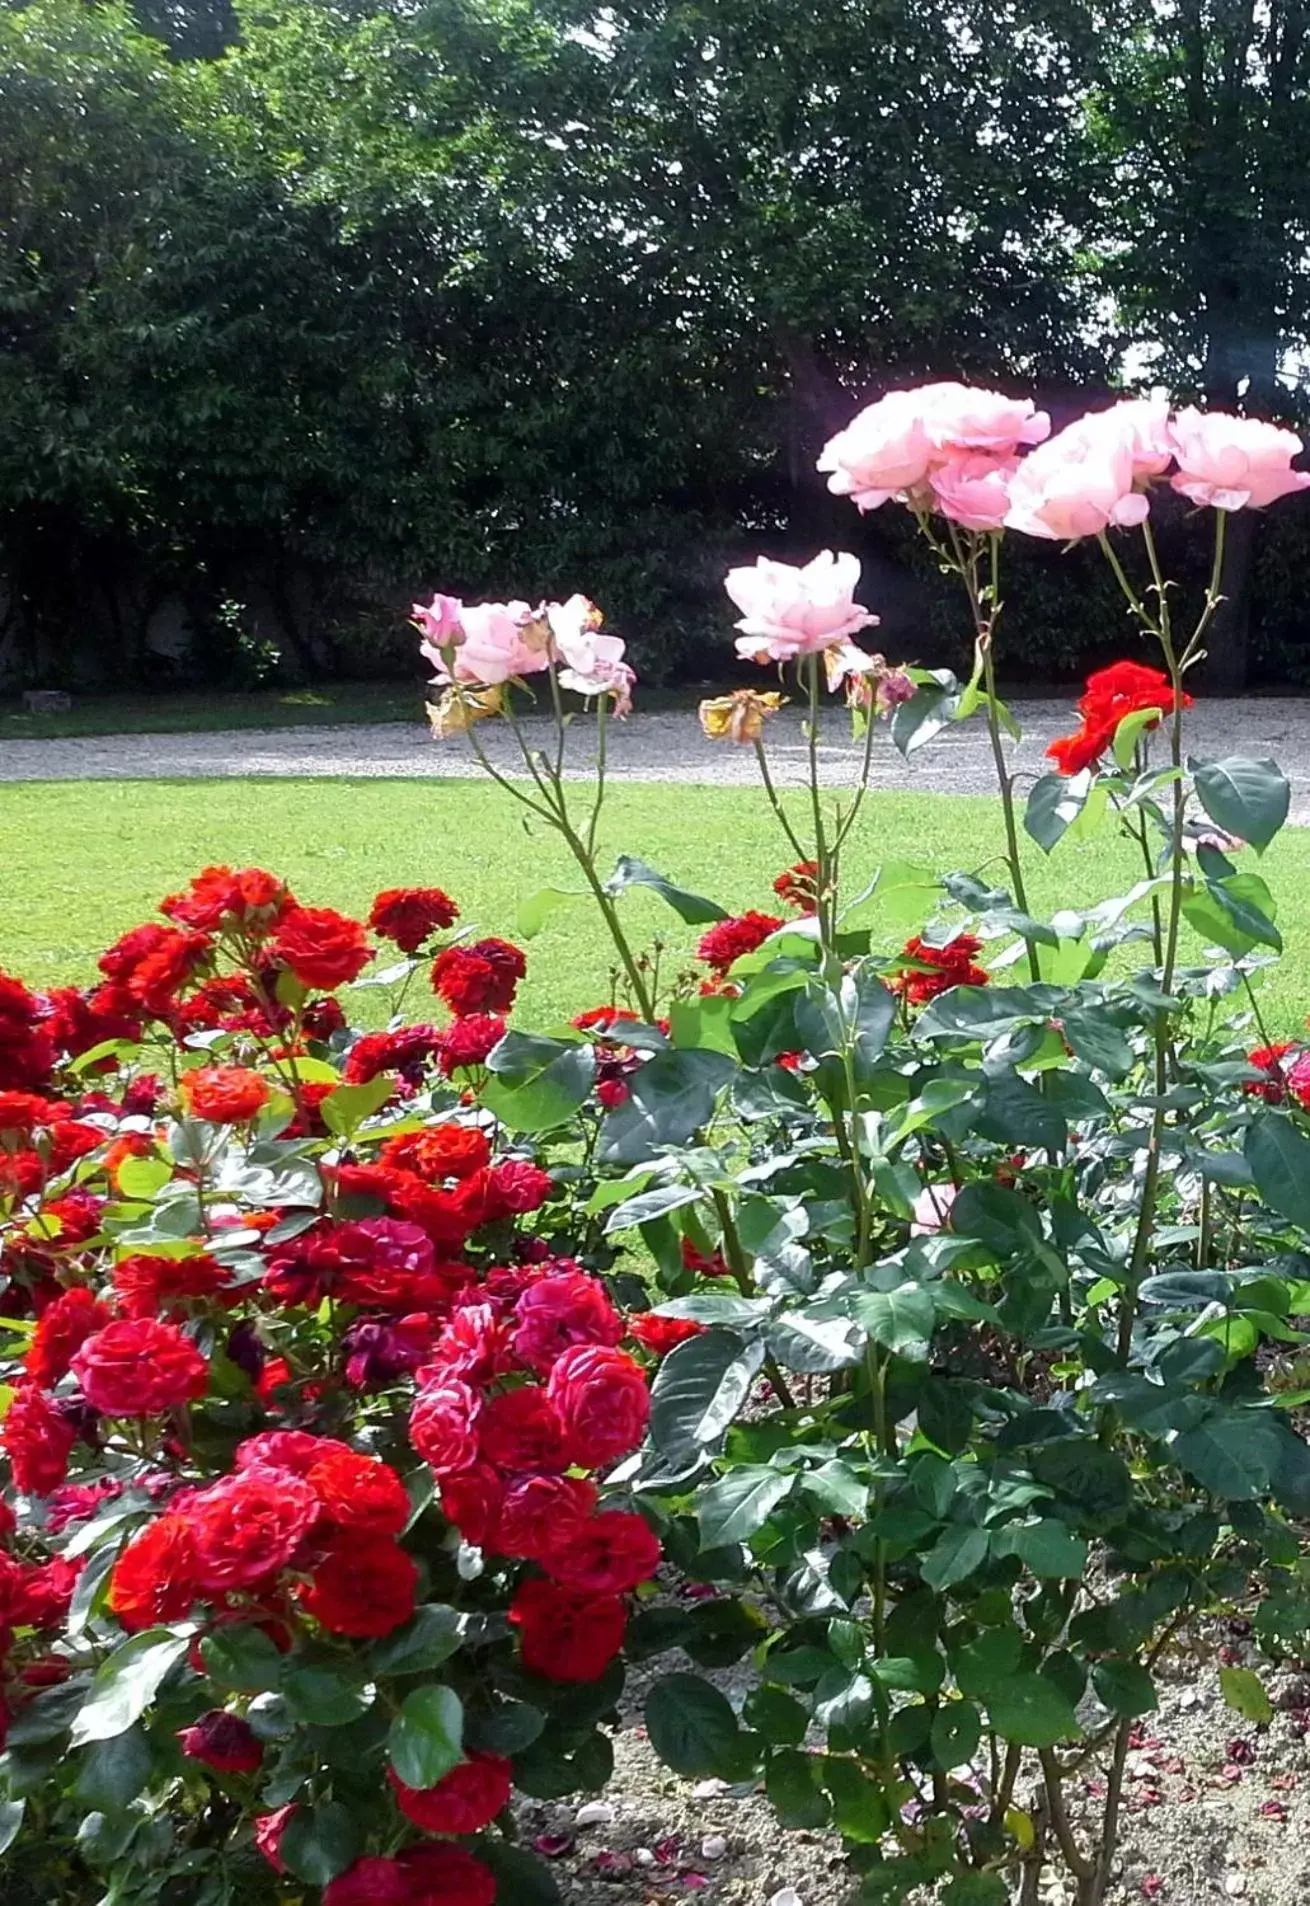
[5, 386, 1310, 1906]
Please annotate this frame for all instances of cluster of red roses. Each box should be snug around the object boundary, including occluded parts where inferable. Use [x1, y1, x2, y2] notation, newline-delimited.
[1046, 660, 1190, 778]
[0, 867, 666, 1905]
[890, 932, 991, 1006]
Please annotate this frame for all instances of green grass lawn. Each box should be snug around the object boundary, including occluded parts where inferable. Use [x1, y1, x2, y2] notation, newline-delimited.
[1, 777, 1306, 1033]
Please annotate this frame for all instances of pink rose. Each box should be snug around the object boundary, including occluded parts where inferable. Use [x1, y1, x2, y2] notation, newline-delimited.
[928, 453, 1018, 531]
[1169, 408, 1310, 510]
[409, 1377, 481, 1476]
[423, 599, 551, 686]
[911, 1182, 958, 1236]
[1005, 413, 1151, 541]
[548, 595, 636, 715]
[919, 382, 1050, 455]
[817, 389, 935, 509]
[545, 1343, 650, 1469]
[511, 1270, 624, 1374]
[411, 593, 463, 647]
[724, 551, 879, 663]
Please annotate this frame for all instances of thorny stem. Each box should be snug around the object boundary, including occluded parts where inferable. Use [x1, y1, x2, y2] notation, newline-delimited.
[751, 735, 809, 862]
[711, 1188, 796, 1410]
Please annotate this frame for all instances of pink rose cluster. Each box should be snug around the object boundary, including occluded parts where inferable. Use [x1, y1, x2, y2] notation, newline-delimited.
[817, 386, 1310, 541]
[413, 591, 635, 714]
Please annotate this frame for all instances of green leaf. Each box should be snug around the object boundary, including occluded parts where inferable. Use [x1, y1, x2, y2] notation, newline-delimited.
[850, 1283, 936, 1354]
[668, 993, 739, 1057]
[1025, 771, 1090, 852]
[1219, 1665, 1274, 1724]
[516, 886, 585, 938]
[1180, 871, 1281, 954]
[599, 1049, 734, 1163]
[75, 1728, 153, 1810]
[942, 1874, 1008, 1906]
[649, 1329, 764, 1466]
[823, 1756, 890, 1841]
[1092, 1660, 1158, 1718]
[1172, 1408, 1282, 1501]
[200, 1624, 285, 1692]
[992, 1520, 1089, 1579]
[278, 1801, 360, 1887]
[1245, 1114, 1310, 1232]
[604, 1182, 703, 1232]
[319, 1073, 392, 1137]
[645, 1673, 740, 1776]
[1113, 704, 1165, 767]
[476, 1839, 562, 1906]
[366, 1604, 464, 1677]
[282, 1665, 374, 1728]
[1191, 755, 1290, 853]
[919, 1525, 989, 1590]
[480, 1044, 596, 1132]
[0, 1800, 24, 1857]
[742, 1685, 808, 1746]
[767, 1746, 830, 1827]
[114, 1154, 172, 1199]
[606, 856, 729, 925]
[698, 1466, 795, 1548]
[978, 1072, 1066, 1152]
[986, 1672, 1081, 1748]
[69, 1630, 191, 1748]
[387, 1685, 464, 1790]
[930, 1700, 982, 1770]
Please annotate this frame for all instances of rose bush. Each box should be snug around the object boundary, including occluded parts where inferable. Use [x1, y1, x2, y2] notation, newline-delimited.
[7, 394, 1310, 1906]
[0, 866, 661, 1905]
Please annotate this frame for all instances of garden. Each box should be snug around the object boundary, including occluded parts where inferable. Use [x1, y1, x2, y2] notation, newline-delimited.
[5, 385, 1310, 1906]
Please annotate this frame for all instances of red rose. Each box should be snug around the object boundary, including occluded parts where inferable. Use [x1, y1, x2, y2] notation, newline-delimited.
[546, 1343, 650, 1468]
[236, 1429, 345, 1475]
[369, 887, 460, 953]
[1046, 661, 1190, 778]
[161, 865, 292, 932]
[773, 860, 820, 914]
[482, 1158, 554, 1217]
[124, 928, 213, 1015]
[262, 1223, 354, 1309]
[323, 1857, 412, 1906]
[427, 1303, 514, 1387]
[12, 1555, 82, 1628]
[2, 1385, 75, 1495]
[177, 1708, 264, 1774]
[386, 1175, 481, 1250]
[511, 1270, 623, 1374]
[509, 1577, 627, 1681]
[696, 912, 784, 974]
[25, 1286, 112, 1386]
[496, 1473, 597, 1560]
[109, 1515, 201, 1631]
[305, 1447, 410, 1537]
[254, 1803, 297, 1874]
[409, 1378, 480, 1476]
[431, 938, 526, 1016]
[396, 1844, 496, 1906]
[71, 1319, 208, 1416]
[380, 1124, 491, 1182]
[272, 906, 373, 990]
[478, 1386, 570, 1474]
[297, 1534, 417, 1637]
[180, 1066, 270, 1123]
[0, 1091, 59, 1132]
[540, 1509, 661, 1593]
[681, 1238, 732, 1278]
[629, 1312, 705, 1356]
[435, 1013, 505, 1076]
[438, 1463, 504, 1547]
[388, 1751, 512, 1833]
[189, 1466, 319, 1591]
[343, 1026, 441, 1085]
[890, 934, 988, 1006]
[112, 1252, 232, 1320]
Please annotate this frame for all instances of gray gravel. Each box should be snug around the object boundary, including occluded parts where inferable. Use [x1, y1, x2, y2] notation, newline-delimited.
[6, 699, 1310, 821]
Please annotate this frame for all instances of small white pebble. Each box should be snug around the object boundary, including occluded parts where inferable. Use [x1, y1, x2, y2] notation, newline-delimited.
[633, 1849, 655, 1868]
[575, 1801, 616, 1828]
[1179, 1687, 1202, 1710]
[701, 1835, 728, 1861]
[768, 1891, 804, 1906]
[1225, 1877, 1247, 1898]
[693, 1779, 729, 1799]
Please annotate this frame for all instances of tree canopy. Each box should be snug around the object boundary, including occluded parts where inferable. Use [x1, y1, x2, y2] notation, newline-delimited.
[2, 0, 1310, 688]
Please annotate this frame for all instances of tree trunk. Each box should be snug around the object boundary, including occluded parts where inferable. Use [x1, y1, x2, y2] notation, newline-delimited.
[1204, 504, 1256, 692]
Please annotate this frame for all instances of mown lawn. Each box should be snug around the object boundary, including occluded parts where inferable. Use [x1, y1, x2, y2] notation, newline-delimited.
[2, 776, 1306, 1033]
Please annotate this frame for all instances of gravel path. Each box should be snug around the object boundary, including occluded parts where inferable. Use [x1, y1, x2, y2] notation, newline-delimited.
[5, 698, 1310, 820]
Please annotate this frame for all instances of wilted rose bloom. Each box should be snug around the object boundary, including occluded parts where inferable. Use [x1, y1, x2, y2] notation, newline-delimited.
[548, 595, 636, 715]
[424, 599, 551, 686]
[427, 684, 504, 739]
[1169, 408, 1310, 510]
[698, 688, 786, 743]
[724, 551, 879, 663]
